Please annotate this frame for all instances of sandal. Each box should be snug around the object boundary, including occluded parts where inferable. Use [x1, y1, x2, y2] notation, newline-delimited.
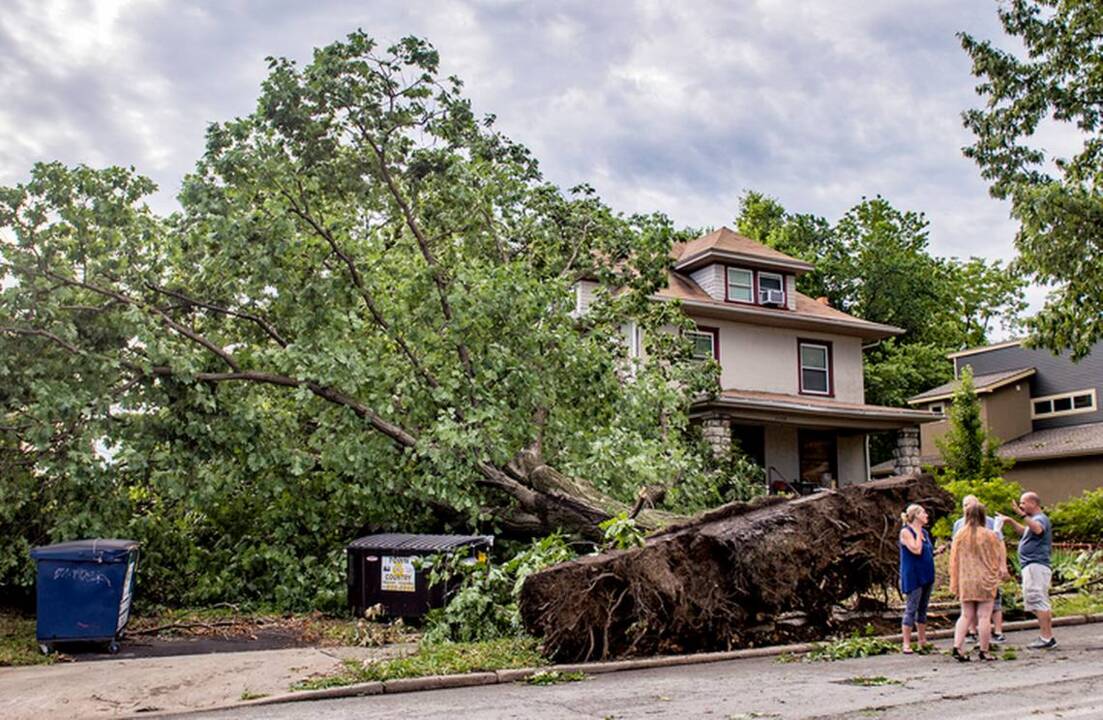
[978, 651, 997, 661]
[952, 647, 971, 662]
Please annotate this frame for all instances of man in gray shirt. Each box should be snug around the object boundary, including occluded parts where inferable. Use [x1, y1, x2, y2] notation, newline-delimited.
[999, 491, 1055, 649]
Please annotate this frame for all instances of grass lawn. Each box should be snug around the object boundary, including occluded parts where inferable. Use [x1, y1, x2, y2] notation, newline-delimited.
[0, 614, 53, 667]
[292, 636, 546, 690]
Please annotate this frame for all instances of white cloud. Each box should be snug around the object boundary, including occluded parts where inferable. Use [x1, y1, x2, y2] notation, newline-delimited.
[0, 0, 1040, 299]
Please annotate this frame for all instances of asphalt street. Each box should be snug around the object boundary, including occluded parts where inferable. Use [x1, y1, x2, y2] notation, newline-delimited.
[184, 626, 1103, 720]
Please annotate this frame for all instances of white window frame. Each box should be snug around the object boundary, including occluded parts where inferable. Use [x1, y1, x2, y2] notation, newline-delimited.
[757, 271, 785, 305]
[929, 403, 944, 415]
[686, 328, 718, 362]
[799, 341, 831, 395]
[726, 267, 754, 304]
[1031, 388, 1097, 419]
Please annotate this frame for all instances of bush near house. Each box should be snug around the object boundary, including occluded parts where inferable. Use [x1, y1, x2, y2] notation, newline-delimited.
[1050, 489, 1103, 543]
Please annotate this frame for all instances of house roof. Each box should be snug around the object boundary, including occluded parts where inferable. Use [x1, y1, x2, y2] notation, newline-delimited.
[656, 270, 903, 341]
[908, 367, 1036, 405]
[694, 388, 942, 430]
[998, 422, 1103, 462]
[871, 420, 1103, 476]
[672, 227, 815, 274]
[946, 339, 1024, 359]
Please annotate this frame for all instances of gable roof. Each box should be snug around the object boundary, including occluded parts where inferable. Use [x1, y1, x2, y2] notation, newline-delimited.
[672, 227, 814, 274]
[908, 367, 1036, 405]
[657, 270, 903, 341]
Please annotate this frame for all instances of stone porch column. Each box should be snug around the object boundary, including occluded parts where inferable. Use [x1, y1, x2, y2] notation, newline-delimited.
[892, 426, 921, 477]
[701, 414, 732, 459]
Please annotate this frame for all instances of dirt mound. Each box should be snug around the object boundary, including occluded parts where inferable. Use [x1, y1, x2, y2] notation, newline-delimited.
[518, 474, 952, 662]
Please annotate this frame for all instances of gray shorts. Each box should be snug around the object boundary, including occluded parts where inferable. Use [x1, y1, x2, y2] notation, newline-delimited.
[1023, 564, 1052, 612]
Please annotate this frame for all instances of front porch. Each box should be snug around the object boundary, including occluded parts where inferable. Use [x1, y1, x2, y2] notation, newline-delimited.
[694, 389, 939, 494]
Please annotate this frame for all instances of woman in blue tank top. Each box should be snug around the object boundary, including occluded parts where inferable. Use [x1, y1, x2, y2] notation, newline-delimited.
[899, 503, 935, 654]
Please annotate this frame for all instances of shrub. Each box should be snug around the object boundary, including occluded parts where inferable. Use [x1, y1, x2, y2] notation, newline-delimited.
[930, 472, 1024, 539]
[1049, 489, 1103, 542]
[421, 534, 576, 644]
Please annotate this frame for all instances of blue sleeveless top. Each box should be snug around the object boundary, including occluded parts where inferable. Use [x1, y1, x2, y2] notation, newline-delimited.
[899, 526, 935, 594]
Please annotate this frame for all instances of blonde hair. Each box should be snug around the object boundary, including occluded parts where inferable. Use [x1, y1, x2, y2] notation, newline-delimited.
[901, 504, 924, 524]
[964, 501, 987, 538]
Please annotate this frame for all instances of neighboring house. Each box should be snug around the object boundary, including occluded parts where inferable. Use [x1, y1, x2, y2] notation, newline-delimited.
[871, 339, 1103, 503]
[580, 227, 940, 493]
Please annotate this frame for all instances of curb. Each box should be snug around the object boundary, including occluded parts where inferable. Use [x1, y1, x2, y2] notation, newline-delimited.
[171, 612, 1103, 716]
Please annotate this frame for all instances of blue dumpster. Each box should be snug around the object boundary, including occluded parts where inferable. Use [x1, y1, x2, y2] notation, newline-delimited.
[30, 539, 139, 655]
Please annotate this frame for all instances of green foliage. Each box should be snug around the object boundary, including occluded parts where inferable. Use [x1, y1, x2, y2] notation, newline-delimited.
[803, 626, 897, 662]
[1050, 550, 1103, 590]
[665, 439, 765, 513]
[0, 33, 721, 608]
[930, 474, 1024, 540]
[0, 614, 54, 667]
[1049, 489, 1103, 542]
[935, 367, 1013, 482]
[599, 512, 646, 550]
[422, 534, 575, 644]
[292, 636, 544, 690]
[961, 0, 1103, 358]
[523, 669, 588, 685]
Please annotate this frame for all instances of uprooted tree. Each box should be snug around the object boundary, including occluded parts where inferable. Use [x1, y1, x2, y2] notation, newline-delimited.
[0, 32, 740, 602]
[519, 474, 954, 661]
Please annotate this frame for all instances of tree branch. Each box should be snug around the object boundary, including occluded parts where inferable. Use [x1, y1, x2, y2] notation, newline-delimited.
[144, 283, 289, 348]
[279, 188, 443, 391]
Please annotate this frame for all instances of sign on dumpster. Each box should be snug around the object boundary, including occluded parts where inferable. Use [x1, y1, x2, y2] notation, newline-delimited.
[380, 556, 416, 592]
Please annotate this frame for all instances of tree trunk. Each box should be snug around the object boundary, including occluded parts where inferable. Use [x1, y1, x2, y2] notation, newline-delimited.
[518, 474, 953, 661]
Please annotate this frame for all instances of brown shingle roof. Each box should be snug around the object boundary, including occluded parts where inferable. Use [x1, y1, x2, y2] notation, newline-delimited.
[672, 227, 814, 273]
[717, 388, 940, 420]
[656, 270, 902, 340]
[999, 422, 1103, 462]
[908, 367, 1036, 404]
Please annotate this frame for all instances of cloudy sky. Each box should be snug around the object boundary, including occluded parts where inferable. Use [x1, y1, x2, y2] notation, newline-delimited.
[0, 0, 1035, 310]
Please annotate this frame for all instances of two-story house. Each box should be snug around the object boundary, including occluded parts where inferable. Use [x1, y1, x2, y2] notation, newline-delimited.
[873, 340, 1103, 502]
[580, 227, 939, 493]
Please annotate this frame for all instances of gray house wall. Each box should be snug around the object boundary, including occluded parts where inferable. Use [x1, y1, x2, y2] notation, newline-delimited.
[956, 342, 1103, 430]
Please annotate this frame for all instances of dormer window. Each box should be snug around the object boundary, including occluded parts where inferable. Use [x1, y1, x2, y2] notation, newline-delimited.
[726, 268, 754, 303]
[758, 272, 785, 306]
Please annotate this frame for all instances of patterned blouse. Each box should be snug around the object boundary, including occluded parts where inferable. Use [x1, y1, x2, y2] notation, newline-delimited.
[949, 526, 1007, 602]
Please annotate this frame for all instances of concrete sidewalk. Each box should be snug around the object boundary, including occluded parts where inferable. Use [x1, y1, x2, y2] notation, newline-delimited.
[0, 644, 410, 720]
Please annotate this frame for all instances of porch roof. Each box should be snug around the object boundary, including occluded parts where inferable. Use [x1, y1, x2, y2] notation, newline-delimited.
[693, 388, 942, 431]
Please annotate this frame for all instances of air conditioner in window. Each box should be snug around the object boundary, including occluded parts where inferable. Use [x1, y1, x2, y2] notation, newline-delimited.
[759, 288, 785, 306]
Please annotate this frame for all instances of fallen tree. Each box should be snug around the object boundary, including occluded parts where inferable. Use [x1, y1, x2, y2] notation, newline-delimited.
[0, 32, 719, 560]
[519, 474, 953, 662]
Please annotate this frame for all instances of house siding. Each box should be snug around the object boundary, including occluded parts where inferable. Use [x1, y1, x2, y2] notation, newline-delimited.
[689, 315, 865, 403]
[956, 342, 1103, 430]
[785, 274, 797, 311]
[689, 265, 726, 301]
[981, 382, 1033, 443]
[1005, 456, 1103, 504]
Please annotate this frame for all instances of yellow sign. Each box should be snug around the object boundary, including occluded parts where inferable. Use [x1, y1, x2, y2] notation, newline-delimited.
[381, 556, 416, 592]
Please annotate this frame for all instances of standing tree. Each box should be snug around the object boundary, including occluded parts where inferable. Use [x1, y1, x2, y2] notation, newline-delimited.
[961, 0, 1103, 358]
[932, 366, 1018, 530]
[0, 33, 718, 556]
[936, 366, 1009, 480]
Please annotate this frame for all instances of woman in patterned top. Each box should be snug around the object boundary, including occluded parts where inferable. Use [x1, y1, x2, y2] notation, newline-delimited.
[949, 501, 1008, 661]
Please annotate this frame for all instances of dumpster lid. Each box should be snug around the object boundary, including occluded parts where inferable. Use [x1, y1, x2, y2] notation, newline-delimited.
[30, 539, 139, 563]
[347, 533, 493, 553]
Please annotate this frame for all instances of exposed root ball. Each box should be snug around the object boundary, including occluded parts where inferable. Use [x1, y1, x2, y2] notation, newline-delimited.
[518, 475, 952, 661]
